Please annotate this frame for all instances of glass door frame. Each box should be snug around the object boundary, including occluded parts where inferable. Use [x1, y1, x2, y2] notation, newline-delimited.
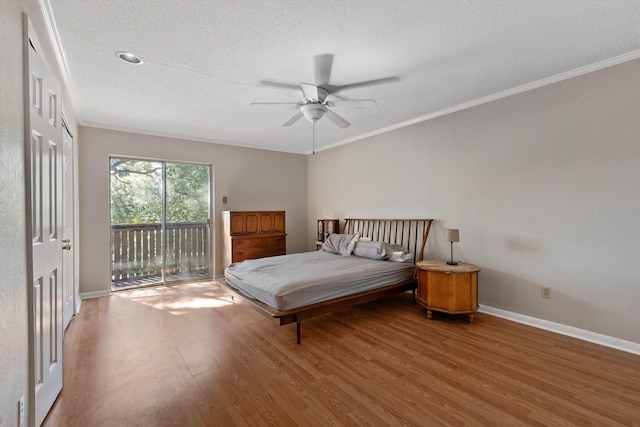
[109, 156, 213, 290]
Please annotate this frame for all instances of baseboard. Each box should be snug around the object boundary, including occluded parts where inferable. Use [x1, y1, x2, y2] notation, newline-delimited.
[74, 290, 640, 355]
[80, 290, 111, 300]
[479, 305, 640, 356]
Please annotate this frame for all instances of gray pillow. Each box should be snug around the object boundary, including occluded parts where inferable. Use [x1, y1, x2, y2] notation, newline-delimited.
[322, 233, 360, 255]
[352, 241, 392, 260]
[353, 241, 413, 262]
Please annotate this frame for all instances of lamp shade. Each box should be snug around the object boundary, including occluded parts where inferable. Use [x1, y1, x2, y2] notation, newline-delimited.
[445, 228, 460, 243]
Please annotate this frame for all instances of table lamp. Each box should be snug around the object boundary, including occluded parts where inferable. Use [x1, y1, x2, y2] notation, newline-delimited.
[445, 229, 459, 265]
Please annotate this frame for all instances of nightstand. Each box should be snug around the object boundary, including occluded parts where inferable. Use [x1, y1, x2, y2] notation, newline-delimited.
[415, 260, 480, 322]
[316, 219, 339, 250]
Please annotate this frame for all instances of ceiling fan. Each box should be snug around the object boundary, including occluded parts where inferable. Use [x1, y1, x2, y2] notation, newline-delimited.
[251, 54, 398, 128]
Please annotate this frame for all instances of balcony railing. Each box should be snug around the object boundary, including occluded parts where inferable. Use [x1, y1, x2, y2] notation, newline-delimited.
[111, 222, 210, 288]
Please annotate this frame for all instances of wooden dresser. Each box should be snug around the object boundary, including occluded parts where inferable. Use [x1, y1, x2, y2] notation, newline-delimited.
[222, 211, 286, 267]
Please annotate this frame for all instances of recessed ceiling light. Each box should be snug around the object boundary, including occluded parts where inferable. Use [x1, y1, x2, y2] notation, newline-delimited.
[116, 51, 143, 65]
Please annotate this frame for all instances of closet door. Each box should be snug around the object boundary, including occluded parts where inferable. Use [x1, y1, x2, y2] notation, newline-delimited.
[61, 120, 75, 329]
[24, 17, 64, 426]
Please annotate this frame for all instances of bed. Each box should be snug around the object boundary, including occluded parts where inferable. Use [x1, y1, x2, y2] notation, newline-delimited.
[221, 218, 433, 343]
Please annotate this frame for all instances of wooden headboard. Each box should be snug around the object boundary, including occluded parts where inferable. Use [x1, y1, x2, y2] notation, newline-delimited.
[342, 218, 433, 264]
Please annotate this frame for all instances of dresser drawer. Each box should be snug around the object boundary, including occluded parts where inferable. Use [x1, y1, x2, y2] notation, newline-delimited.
[266, 235, 286, 249]
[261, 247, 285, 258]
[230, 234, 286, 262]
[232, 236, 278, 250]
[232, 247, 262, 261]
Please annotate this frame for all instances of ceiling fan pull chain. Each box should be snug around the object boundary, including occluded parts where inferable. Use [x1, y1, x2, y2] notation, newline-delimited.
[312, 121, 315, 155]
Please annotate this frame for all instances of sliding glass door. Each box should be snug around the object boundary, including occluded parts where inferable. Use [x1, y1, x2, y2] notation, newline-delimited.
[110, 158, 211, 290]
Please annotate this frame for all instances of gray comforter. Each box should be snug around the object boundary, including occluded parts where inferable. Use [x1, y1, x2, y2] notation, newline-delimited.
[224, 250, 414, 310]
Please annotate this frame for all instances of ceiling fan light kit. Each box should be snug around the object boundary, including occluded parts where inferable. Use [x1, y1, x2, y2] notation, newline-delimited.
[300, 104, 327, 122]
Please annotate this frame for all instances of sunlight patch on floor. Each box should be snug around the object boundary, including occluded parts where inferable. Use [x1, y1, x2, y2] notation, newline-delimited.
[115, 282, 238, 315]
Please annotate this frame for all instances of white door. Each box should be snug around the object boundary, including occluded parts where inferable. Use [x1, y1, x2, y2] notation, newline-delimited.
[62, 121, 75, 329]
[25, 18, 64, 426]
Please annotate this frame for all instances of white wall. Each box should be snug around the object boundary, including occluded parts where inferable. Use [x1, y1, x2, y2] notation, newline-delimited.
[0, 4, 29, 425]
[308, 58, 640, 344]
[78, 127, 308, 295]
[0, 1, 80, 425]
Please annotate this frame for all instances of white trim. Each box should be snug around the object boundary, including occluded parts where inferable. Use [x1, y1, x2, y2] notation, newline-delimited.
[75, 295, 82, 314]
[309, 49, 640, 155]
[479, 305, 640, 356]
[38, 0, 72, 85]
[80, 290, 111, 300]
[82, 120, 281, 153]
[37, 0, 84, 124]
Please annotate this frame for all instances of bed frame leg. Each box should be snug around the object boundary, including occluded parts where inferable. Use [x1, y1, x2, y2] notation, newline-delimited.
[296, 319, 301, 344]
[412, 287, 416, 305]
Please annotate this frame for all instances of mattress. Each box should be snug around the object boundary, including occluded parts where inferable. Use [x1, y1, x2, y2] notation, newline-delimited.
[224, 250, 415, 311]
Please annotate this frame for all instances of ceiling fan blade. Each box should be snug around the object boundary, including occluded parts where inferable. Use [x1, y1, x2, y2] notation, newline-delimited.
[324, 109, 351, 128]
[313, 53, 333, 86]
[250, 102, 302, 109]
[326, 99, 377, 108]
[258, 79, 301, 91]
[282, 111, 304, 127]
[300, 83, 320, 101]
[330, 76, 399, 94]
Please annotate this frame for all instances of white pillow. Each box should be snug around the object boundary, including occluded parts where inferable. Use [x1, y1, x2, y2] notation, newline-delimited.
[388, 250, 414, 262]
[344, 232, 360, 255]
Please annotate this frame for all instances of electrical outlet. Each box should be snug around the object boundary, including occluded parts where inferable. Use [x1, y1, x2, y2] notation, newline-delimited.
[541, 286, 551, 299]
[18, 395, 24, 427]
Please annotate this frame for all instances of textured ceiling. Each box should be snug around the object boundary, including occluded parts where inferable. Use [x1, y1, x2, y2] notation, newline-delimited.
[47, 0, 640, 154]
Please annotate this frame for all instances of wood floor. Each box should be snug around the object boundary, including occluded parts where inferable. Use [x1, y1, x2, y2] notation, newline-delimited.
[44, 281, 640, 426]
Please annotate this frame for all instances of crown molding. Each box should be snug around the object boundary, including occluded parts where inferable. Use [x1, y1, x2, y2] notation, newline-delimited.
[38, 0, 72, 85]
[310, 49, 640, 155]
[80, 120, 292, 154]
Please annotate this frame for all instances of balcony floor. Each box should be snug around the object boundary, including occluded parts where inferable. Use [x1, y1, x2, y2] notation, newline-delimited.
[111, 269, 211, 290]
